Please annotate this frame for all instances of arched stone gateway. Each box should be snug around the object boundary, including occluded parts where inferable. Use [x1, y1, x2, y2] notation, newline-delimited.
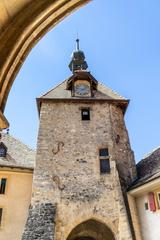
[67, 220, 115, 240]
[0, 0, 91, 129]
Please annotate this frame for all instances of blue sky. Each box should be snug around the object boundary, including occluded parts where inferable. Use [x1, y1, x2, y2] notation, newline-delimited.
[5, 0, 160, 162]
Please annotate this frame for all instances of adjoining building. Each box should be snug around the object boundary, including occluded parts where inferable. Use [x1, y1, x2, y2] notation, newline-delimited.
[128, 147, 160, 240]
[0, 133, 35, 240]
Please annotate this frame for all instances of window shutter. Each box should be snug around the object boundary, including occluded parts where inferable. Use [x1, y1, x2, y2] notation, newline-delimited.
[149, 192, 156, 212]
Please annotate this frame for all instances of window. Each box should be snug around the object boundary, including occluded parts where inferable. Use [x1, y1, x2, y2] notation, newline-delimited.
[81, 109, 90, 120]
[100, 159, 110, 173]
[99, 148, 109, 157]
[99, 148, 110, 174]
[0, 178, 7, 194]
[145, 202, 149, 210]
[0, 208, 3, 226]
[156, 192, 160, 208]
[0, 143, 7, 157]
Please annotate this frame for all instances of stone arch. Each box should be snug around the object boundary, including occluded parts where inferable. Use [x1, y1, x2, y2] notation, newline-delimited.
[0, 0, 91, 129]
[66, 219, 116, 240]
[64, 214, 117, 240]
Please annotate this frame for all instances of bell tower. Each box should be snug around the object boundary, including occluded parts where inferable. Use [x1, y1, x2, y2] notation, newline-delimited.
[22, 40, 137, 240]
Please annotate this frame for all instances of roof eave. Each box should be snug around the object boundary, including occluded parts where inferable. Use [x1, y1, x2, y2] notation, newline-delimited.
[0, 164, 34, 173]
[66, 71, 98, 90]
[128, 175, 160, 196]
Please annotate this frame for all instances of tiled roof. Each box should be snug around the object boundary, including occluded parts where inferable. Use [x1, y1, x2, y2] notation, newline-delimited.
[0, 134, 35, 170]
[129, 171, 160, 190]
[38, 73, 127, 101]
[137, 147, 160, 179]
[129, 147, 160, 190]
[37, 72, 129, 115]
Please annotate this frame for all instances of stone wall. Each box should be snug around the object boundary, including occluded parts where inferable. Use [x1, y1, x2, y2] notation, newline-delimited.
[108, 104, 137, 187]
[127, 194, 143, 240]
[22, 100, 136, 240]
[22, 203, 56, 240]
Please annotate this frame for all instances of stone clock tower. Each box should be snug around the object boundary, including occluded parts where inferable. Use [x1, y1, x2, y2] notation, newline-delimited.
[22, 40, 137, 240]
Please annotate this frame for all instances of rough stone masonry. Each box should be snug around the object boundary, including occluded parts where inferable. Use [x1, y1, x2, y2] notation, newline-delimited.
[22, 47, 137, 239]
[22, 96, 137, 240]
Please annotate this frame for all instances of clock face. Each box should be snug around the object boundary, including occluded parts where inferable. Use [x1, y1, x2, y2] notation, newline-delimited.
[75, 83, 90, 96]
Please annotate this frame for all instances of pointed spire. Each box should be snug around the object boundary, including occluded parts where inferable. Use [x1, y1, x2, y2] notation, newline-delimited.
[69, 39, 88, 73]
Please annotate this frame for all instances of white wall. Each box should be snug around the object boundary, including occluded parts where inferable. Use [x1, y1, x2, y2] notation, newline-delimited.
[136, 194, 160, 240]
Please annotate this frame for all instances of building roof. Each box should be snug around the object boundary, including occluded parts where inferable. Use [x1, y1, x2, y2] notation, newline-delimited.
[0, 134, 35, 170]
[39, 73, 126, 101]
[129, 147, 160, 190]
[37, 71, 129, 114]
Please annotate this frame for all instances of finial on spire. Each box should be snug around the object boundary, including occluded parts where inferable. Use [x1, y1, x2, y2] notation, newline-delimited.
[69, 39, 88, 73]
[76, 39, 80, 51]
